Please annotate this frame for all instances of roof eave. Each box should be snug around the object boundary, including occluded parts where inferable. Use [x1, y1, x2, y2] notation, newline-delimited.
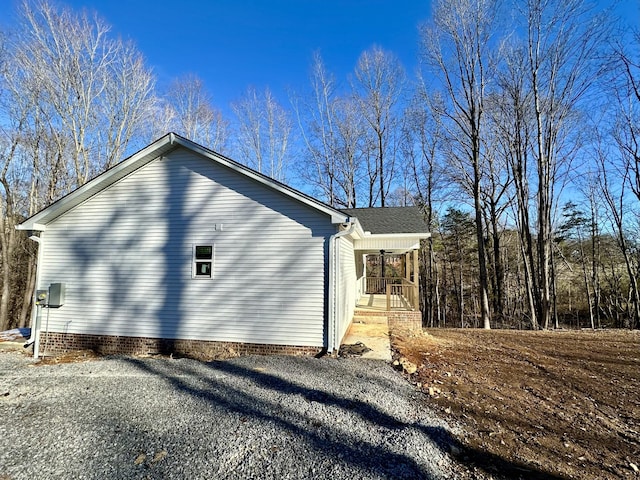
[16, 134, 177, 230]
[364, 232, 431, 239]
[16, 133, 350, 230]
[170, 135, 348, 224]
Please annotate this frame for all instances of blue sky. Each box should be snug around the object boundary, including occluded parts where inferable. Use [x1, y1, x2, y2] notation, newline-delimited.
[2, 0, 638, 116]
[53, 0, 432, 111]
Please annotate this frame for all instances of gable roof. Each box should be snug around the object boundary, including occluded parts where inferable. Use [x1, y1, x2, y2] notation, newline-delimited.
[17, 133, 350, 230]
[341, 207, 429, 235]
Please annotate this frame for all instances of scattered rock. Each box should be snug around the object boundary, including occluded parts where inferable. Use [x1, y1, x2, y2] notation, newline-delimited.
[403, 362, 417, 375]
[395, 357, 418, 374]
[630, 462, 639, 473]
[151, 450, 168, 464]
[339, 342, 372, 357]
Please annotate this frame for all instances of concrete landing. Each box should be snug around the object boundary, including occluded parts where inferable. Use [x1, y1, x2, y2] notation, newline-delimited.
[341, 316, 392, 361]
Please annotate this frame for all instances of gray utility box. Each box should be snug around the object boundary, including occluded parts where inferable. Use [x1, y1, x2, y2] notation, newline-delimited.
[48, 283, 66, 308]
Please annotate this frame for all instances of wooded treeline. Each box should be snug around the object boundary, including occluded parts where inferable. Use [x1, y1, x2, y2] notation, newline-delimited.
[0, 0, 637, 331]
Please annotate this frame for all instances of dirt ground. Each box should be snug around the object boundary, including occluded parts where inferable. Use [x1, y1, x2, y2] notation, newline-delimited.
[391, 328, 640, 479]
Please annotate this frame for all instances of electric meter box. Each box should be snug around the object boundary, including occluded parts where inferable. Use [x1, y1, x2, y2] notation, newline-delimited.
[35, 290, 48, 305]
[48, 283, 66, 308]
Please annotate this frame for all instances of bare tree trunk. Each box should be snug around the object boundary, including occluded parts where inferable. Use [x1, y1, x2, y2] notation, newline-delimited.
[18, 258, 36, 328]
[474, 189, 492, 328]
[421, 0, 497, 329]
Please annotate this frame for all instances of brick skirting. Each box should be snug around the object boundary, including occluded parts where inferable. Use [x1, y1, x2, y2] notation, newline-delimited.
[38, 332, 324, 360]
[387, 311, 422, 331]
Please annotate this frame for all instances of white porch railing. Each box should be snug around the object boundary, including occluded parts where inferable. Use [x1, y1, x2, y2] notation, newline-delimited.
[386, 278, 419, 311]
[364, 277, 418, 311]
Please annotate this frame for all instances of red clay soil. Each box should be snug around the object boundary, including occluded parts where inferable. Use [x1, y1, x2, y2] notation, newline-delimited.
[391, 328, 640, 479]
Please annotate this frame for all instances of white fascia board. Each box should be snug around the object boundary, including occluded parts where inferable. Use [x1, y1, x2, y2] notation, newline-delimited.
[363, 232, 431, 239]
[15, 223, 46, 231]
[16, 135, 176, 230]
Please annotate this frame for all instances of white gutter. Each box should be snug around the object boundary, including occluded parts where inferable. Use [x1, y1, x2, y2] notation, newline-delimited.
[327, 218, 357, 353]
[24, 234, 43, 357]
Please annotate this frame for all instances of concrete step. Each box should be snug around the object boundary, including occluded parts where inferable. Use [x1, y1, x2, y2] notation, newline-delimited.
[351, 314, 389, 325]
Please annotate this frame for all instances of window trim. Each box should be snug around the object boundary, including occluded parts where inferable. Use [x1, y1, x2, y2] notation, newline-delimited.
[192, 244, 215, 279]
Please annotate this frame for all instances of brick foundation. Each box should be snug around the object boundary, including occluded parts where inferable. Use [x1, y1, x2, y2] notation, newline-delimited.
[38, 332, 324, 359]
[387, 311, 422, 332]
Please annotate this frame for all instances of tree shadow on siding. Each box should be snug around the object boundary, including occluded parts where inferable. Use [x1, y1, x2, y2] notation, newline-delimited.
[156, 150, 335, 353]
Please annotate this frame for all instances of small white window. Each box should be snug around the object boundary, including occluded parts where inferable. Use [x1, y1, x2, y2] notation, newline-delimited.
[193, 244, 214, 279]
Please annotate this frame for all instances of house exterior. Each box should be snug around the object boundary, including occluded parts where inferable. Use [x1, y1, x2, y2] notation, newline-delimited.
[17, 133, 429, 358]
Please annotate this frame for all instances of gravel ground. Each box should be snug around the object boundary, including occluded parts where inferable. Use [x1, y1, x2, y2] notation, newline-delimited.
[0, 349, 468, 479]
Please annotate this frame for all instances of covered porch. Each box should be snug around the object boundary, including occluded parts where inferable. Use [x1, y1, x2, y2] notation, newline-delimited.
[337, 207, 430, 358]
[356, 248, 420, 313]
[342, 248, 423, 360]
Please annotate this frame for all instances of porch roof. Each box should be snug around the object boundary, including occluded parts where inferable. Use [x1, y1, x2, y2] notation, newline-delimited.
[341, 206, 429, 234]
[342, 206, 430, 253]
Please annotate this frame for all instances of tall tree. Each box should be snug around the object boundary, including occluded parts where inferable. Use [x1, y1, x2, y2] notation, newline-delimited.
[403, 81, 444, 326]
[15, 0, 155, 183]
[351, 46, 405, 207]
[294, 53, 365, 207]
[420, 0, 498, 329]
[492, 39, 540, 328]
[163, 74, 228, 152]
[523, 0, 610, 328]
[233, 86, 291, 181]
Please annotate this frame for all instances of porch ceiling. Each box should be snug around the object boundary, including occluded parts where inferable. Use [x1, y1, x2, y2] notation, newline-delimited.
[353, 234, 427, 253]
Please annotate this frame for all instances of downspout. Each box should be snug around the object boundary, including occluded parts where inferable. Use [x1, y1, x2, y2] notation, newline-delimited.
[24, 234, 42, 357]
[327, 218, 356, 353]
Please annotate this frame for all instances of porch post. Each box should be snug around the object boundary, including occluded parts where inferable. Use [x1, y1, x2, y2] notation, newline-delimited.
[405, 252, 410, 281]
[413, 249, 419, 310]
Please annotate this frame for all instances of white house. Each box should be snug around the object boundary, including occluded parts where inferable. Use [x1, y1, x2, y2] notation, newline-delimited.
[17, 133, 428, 358]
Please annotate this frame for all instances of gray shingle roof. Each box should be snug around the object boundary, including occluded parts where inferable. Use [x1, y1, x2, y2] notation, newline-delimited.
[341, 206, 429, 234]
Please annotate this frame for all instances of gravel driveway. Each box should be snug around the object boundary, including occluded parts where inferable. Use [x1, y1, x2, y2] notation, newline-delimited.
[0, 349, 465, 479]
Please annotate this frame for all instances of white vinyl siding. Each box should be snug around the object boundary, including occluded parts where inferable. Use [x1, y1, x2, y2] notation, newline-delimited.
[36, 148, 334, 347]
[336, 236, 357, 344]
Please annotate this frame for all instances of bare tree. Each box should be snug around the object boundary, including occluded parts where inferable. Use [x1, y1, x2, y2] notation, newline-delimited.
[294, 54, 339, 205]
[492, 39, 540, 328]
[163, 74, 228, 152]
[403, 80, 444, 326]
[16, 0, 155, 184]
[595, 141, 640, 328]
[523, 0, 610, 328]
[233, 86, 291, 181]
[331, 96, 366, 207]
[294, 53, 365, 207]
[600, 29, 640, 328]
[420, 0, 499, 329]
[351, 46, 405, 207]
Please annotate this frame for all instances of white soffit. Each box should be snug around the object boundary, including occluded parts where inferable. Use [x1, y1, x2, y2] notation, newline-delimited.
[354, 233, 428, 251]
